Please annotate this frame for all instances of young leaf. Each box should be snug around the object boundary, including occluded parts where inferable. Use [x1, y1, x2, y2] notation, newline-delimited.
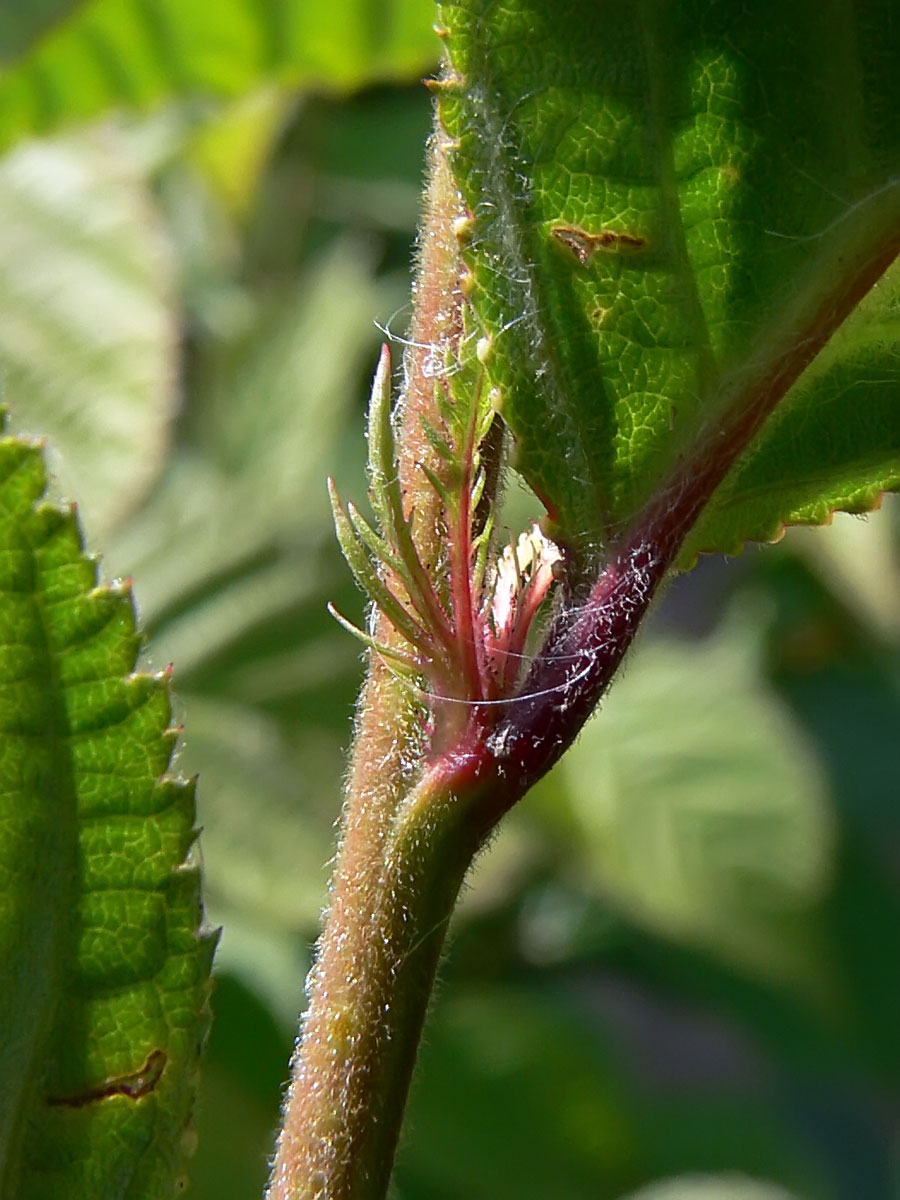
[436, 0, 900, 560]
[0, 415, 215, 1198]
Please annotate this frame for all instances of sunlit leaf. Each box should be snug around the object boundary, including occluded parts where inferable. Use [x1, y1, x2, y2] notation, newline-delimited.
[682, 260, 900, 563]
[0, 417, 215, 1197]
[437, 0, 900, 558]
[0, 0, 438, 150]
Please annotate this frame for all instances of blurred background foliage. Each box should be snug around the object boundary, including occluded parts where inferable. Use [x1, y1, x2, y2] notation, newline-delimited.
[1, 2, 898, 1197]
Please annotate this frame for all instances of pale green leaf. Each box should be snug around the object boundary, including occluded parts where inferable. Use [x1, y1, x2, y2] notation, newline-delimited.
[0, 127, 177, 538]
[530, 618, 835, 992]
[104, 240, 383, 644]
[183, 696, 338, 931]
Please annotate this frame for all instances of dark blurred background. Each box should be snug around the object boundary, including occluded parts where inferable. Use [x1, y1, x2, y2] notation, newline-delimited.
[1, 3, 898, 1197]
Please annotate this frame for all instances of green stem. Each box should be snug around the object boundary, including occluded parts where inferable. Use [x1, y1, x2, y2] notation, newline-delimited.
[267, 117, 498, 1199]
[266, 662, 489, 1199]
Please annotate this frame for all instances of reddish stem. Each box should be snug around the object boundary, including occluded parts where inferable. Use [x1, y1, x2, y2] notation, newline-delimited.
[447, 379, 489, 702]
[482, 228, 900, 813]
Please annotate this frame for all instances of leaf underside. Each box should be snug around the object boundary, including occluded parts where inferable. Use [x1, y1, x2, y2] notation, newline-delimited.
[0, 128, 178, 540]
[0, 413, 215, 1199]
[436, 0, 900, 563]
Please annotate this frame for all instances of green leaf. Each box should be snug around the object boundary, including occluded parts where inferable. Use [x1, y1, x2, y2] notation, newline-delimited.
[0, 127, 178, 540]
[790, 499, 900, 644]
[183, 696, 338, 934]
[0, 0, 438, 150]
[529, 618, 835, 994]
[103, 238, 383, 639]
[620, 1179, 803, 1200]
[0, 415, 215, 1198]
[436, 0, 900, 558]
[682, 257, 900, 562]
[0, 0, 85, 68]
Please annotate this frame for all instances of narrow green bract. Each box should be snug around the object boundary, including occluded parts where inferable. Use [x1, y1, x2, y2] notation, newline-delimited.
[0, 414, 215, 1198]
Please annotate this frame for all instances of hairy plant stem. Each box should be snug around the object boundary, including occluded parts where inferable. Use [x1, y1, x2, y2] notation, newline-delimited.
[267, 658, 490, 1200]
[267, 129, 487, 1200]
[268, 83, 900, 1198]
